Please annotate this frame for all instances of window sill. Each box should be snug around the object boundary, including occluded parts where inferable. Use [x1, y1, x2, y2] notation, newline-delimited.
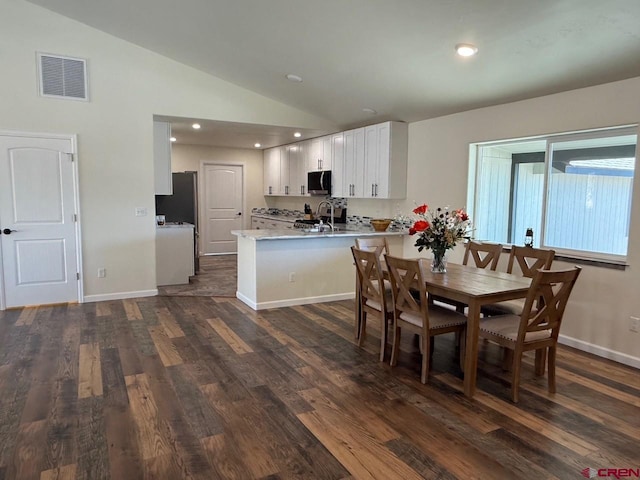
[501, 246, 628, 271]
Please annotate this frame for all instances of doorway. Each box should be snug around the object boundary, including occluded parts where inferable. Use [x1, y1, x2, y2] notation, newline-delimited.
[201, 163, 244, 255]
[0, 132, 82, 309]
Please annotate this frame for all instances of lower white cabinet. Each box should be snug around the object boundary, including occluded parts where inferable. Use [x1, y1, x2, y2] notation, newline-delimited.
[156, 225, 195, 286]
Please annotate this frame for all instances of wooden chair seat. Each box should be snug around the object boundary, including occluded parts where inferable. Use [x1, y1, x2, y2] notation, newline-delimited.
[399, 305, 468, 329]
[480, 315, 551, 342]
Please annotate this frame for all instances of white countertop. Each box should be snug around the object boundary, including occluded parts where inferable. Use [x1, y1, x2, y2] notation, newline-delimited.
[232, 228, 406, 240]
[157, 222, 195, 229]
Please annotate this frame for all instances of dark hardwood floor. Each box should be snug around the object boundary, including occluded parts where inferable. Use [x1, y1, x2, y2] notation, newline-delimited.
[0, 295, 638, 479]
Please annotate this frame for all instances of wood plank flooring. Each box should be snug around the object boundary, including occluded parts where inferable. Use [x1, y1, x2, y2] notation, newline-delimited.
[0, 296, 638, 479]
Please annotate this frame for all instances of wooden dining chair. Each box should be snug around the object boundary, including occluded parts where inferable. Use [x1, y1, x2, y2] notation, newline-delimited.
[351, 246, 394, 361]
[385, 255, 467, 383]
[478, 266, 581, 402]
[432, 240, 503, 313]
[353, 237, 391, 340]
[482, 245, 556, 316]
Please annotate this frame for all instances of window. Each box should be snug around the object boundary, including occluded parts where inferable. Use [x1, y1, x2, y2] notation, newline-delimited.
[469, 127, 637, 263]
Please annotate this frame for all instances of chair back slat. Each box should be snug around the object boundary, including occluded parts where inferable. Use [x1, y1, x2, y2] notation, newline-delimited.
[518, 267, 581, 342]
[351, 247, 386, 308]
[507, 245, 555, 278]
[463, 241, 503, 270]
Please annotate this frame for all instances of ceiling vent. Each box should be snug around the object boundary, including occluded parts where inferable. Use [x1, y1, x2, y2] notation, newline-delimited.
[37, 53, 88, 101]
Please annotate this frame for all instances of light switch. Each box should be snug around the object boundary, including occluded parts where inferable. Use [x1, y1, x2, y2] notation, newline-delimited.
[135, 207, 147, 217]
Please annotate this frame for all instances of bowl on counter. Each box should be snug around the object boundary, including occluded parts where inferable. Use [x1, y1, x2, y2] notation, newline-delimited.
[370, 218, 392, 232]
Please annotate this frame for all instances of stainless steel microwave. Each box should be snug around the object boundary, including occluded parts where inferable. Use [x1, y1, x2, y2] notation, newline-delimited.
[308, 170, 331, 195]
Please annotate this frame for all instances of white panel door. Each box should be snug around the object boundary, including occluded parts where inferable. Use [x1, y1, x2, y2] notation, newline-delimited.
[0, 134, 79, 308]
[203, 164, 243, 254]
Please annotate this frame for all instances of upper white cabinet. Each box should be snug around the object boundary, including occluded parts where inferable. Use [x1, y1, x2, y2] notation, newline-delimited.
[264, 144, 307, 196]
[336, 128, 366, 198]
[153, 121, 172, 195]
[287, 143, 307, 196]
[308, 135, 332, 171]
[263, 146, 282, 195]
[363, 121, 408, 199]
[263, 121, 407, 199]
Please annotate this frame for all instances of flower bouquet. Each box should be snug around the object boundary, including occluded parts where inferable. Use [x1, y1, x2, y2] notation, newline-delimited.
[409, 204, 471, 272]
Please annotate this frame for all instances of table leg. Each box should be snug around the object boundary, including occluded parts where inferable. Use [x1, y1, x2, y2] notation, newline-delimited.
[464, 301, 481, 398]
[354, 275, 361, 340]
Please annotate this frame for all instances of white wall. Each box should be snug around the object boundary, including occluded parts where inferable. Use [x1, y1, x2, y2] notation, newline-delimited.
[171, 144, 267, 231]
[403, 77, 640, 366]
[0, 0, 335, 300]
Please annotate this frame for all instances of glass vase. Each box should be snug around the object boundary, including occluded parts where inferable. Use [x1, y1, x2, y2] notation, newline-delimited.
[431, 250, 447, 273]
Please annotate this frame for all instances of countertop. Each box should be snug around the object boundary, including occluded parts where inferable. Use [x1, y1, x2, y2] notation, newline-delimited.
[232, 228, 406, 241]
[157, 222, 195, 229]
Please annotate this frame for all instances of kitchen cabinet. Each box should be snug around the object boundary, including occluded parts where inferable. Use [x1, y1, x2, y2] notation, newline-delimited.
[153, 121, 172, 195]
[287, 143, 307, 196]
[308, 135, 332, 171]
[335, 128, 365, 198]
[156, 224, 195, 285]
[263, 121, 407, 199]
[265, 145, 307, 196]
[363, 121, 408, 199]
[263, 146, 282, 195]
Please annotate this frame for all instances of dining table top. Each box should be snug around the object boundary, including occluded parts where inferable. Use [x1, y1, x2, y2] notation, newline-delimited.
[420, 262, 531, 300]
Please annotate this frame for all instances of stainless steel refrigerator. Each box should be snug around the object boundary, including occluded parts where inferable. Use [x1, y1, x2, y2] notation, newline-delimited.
[155, 171, 199, 273]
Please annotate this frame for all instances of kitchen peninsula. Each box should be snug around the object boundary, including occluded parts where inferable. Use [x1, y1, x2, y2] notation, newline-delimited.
[232, 229, 405, 310]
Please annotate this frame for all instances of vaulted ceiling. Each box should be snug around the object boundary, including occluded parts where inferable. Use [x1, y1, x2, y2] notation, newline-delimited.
[27, 0, 640, 148]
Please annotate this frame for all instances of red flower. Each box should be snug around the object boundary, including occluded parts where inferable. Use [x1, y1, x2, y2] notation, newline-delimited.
[409, 227, 416, 235]
[455, 209, 469, 221]
[413, 204, 428, 215]
[413, 220, 429, 232]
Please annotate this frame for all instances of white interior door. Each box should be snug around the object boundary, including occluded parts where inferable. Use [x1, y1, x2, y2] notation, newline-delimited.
[0, 134, 80, 308]
[202, 164, 243, 255]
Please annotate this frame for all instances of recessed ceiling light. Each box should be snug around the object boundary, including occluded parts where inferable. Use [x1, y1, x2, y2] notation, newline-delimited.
[455, 43, 478, 57]
[192, 123, 201, 129]
[362, 107, 377, 115]
[170, 137, 177, 142]
[294, 132, 302, 138]
[254, 143, 261, 148]
[285, 74, 303, 82]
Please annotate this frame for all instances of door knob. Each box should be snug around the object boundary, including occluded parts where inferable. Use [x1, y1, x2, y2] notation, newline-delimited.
[237, 212, 242, 216]
[2, 228, 17, 235]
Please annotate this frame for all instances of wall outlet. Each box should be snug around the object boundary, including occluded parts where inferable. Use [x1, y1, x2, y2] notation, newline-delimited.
[97, 268, 106, 278]
[630, 316, 639, 333]
[289, 272, 296, 283]
[135, 207, 147, 217]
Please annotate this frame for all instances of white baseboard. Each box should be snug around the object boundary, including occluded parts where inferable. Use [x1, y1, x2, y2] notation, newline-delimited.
[235, 291, 257, 310]
[83, 289, 158, 303]
[237, 291, 355, 311]
[558, 334, 640, 369]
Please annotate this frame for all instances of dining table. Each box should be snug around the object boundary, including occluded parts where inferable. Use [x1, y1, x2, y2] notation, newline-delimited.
[421, 263, 531, 398]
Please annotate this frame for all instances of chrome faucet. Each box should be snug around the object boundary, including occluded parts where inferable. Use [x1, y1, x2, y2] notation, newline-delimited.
[316, 200, 334, 232]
